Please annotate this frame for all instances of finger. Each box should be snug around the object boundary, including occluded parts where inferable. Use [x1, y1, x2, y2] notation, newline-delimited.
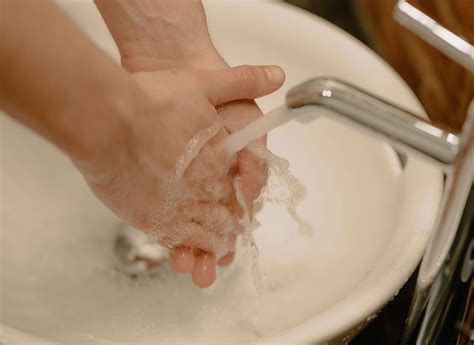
[169, 247, 194, 273]
[254, 199, 264, 214]
[189, 203, 242, 236]
[179, 221, 236, 255]
[184, 128, 231, 184]
[201, 65, 285, 106]
[229, 151, 267, 220]
[192, 252, 217, 288]
[221, 100, 266, 140]
[217, 251, 235, 267]
[236, 149, 268, 214]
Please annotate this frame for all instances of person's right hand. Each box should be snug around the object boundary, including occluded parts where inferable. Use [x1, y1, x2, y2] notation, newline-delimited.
[74, 65, 284, 288]
[95, 0, 284, 276]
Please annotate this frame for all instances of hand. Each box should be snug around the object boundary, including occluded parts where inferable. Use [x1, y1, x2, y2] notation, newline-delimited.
[95, 0, 285, 285]
[75, 65, 284, 287]
[0, 0, 282, 290]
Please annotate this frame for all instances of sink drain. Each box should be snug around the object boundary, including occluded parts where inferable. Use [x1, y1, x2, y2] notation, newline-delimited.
[114, 224, 168, 276]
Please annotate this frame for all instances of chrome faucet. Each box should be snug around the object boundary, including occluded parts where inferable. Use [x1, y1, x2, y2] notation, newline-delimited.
[287, 77, 473, 344]
[287, 77, 464, 166]
[286, 1, 473, 343]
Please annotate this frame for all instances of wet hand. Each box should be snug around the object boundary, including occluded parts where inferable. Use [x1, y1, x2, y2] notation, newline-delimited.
[94, 0, 285, 286]
[75, 65, 284, 287]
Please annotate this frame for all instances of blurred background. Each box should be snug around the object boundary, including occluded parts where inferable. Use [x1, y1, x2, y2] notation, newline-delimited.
[285, 0, 473, 132]
[284, 1, 473, 344]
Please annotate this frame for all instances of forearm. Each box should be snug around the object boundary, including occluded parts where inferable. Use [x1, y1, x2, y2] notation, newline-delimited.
[94, 0, 225, 71]
[0, 0, 140, 164]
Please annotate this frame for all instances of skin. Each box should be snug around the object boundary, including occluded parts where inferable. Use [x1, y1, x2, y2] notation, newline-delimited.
[0, 0, 284, 288]
[95, 0, 280, 288]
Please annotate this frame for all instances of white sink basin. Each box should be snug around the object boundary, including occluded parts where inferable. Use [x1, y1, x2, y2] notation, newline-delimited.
[0, 1, 443, 344]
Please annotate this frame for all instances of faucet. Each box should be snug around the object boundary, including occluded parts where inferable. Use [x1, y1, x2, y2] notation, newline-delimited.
[287, 77, 473, 344]
[286, 1, 474, 343]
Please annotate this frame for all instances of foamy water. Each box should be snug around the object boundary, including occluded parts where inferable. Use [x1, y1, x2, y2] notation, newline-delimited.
[147, 106, 310, 263]
[224, 106, 312, 236]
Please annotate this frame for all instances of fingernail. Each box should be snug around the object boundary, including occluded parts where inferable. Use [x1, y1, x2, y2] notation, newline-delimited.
[264, 65, 285, 85]
[217, 252, 235, 267]
[192, 253, 216, 288]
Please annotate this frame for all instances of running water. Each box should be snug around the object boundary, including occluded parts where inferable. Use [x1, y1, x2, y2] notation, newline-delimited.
[145, 105, 315, 334]
[223, 105, 320, 157]
[148, 120, 228, 252]
[251, 144, 311, 235]
[223, 105, 292, 156]
[223, 105, 313, 234]
[146, 105, 312, 287]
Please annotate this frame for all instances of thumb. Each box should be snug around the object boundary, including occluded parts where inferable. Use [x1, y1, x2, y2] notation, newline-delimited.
[200, 65, 285, 105]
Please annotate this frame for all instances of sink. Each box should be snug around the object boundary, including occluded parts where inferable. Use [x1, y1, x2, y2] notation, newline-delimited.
[0, 1, 443, 343]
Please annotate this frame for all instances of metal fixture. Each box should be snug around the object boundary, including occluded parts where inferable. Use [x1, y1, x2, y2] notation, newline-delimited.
[287, 1, 473, 343]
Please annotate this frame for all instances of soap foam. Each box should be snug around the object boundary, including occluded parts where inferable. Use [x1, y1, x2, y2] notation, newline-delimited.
[250, 143, 311, 234]
[147, 112, 310, 282]
[148, 120, 230, 249]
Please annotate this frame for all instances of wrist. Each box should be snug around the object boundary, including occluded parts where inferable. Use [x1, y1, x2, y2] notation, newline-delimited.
[97, 0, 223, 72]
[190, 50, 230, 69]
[120, 39, 228, 72]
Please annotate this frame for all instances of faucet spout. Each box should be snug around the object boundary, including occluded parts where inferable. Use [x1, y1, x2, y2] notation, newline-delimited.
[286, 77, 461, 167]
